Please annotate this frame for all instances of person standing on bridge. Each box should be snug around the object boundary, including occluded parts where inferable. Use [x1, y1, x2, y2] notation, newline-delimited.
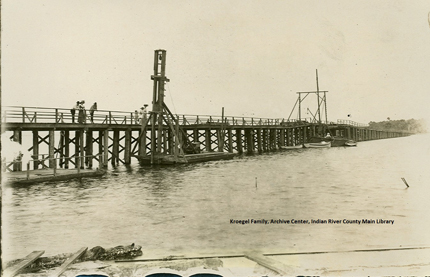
[89, 102, 97, 123]
[78, 100, 86, 124]
[142, 104, 148, 122]
[134, 110, 140, 124]
[71, 101, 80, 123]
[139, 106, 148, 124]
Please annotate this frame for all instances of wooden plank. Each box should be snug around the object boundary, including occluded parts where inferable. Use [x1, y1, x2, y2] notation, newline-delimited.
[3, 250, 45, 277]
[51, 247, 87, 277]
[244, 251, 290, 276]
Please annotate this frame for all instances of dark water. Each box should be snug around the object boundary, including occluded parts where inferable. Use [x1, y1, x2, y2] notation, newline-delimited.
[2, 134, 430, 262]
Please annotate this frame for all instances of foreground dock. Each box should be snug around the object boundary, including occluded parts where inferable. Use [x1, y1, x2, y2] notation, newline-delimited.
[4, 246, 430, 276]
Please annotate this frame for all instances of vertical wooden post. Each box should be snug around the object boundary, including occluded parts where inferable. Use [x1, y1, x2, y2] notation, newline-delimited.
[173, 118, 178, 159]
[85, 131, 90, 167]
[205, 129, 212, 152]
[292, 128, 296, 145]
[268, 129, 272, 150]
[262, 129, 267, 151]
[236, 129, 243, 154]
[75, 131, 80, 168]
[86, 131, 93, 168]
[280, 129, 285, 147]
[98, 131, 103, 168]
[79, 130, 84, 169]
[167, 129, 173, 155]
[193, 129, 199, 144]
[302, 126, 307, 145]
[272, 129, 277, 150]
[59, 131, 64, 168]
[245, 129, 254, 154]
[27, 163, 30, 180]
[150, 112, 156, 164]
[219, 107, 225, 152]
[12, 130, 22, 171]
[175, 115, 181, 158]
[139, 129, 147, 157]
[298, 94, 301, 122]
[64, 131, 70, 169]
[227, 128, 233, 153]
[49, 130, 55, 169]
[103, 129, 109, 168]
[124, 129, 131, 164]
[112, 130, 119, 166]
[32, 131, 39, 169]
[162, 129, 168, 154]
[257, 129, 262, 153]
[217, 129, 224, 152]
[22, 107, 25, 123]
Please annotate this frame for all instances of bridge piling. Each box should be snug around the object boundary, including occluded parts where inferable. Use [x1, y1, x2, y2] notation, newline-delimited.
[49, 130, 55, 169]
[124, 129, 131, 165]
[236, 129, 243, 154]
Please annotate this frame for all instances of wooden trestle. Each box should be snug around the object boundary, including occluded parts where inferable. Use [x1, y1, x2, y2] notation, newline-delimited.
[2, 111, 409, 172]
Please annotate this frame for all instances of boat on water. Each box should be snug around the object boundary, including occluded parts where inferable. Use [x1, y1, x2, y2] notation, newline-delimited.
[280, 145, 303, 150]
[303, 141, 331, 148]
[344, 140, 357, 147]
[307, 135, 356, 147]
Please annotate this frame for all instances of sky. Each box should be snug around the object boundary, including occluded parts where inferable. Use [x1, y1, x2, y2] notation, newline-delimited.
[2, 0, 430, 126]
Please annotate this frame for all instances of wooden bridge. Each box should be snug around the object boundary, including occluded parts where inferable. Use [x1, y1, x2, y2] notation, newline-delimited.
[1, 49, 410, 172]
[2, 104, 408, 170]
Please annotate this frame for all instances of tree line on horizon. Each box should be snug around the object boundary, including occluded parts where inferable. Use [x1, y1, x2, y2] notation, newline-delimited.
[368, 118, 427, 133]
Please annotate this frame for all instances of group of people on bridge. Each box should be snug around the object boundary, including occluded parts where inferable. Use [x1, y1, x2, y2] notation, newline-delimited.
[134, 104, 148, 124]
[69, 101, 148, 124]
[71, 101, 97, 124]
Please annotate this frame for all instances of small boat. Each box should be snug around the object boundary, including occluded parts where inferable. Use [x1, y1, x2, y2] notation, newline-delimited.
[344, 140, 357, 147]
[280, 145, 303, 150]
[307, 136, 350, 147]
[303, 141, 331, 148]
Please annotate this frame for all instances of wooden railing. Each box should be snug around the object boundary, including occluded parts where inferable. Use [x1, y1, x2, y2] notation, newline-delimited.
[3, 106, 367, 127]
[337, 119, 369, 127]
[2, 106, 139, 125]
[2, 106, 313, 127]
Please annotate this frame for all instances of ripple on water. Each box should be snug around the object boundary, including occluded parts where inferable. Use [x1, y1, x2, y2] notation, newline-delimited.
[2, 134, 430, 260]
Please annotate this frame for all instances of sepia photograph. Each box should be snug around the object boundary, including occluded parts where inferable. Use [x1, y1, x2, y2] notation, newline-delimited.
[1, 1, 430, 276]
